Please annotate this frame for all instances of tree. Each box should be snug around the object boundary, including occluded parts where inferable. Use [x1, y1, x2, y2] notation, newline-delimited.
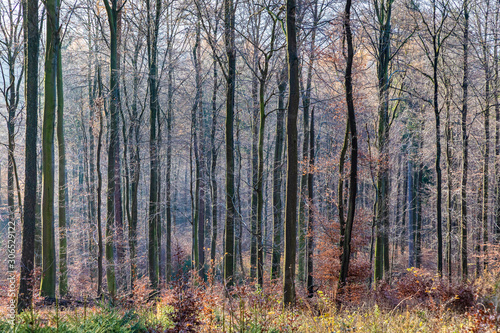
[271, 66, 287, 280]
[224, 0, 236, 288]
[102, 0, 123, 298]
[338, 0, 358, 290]
[283, 0, 299, 306]
[191, 8, 204, 278]
[373, 0, 394, 284]
[146, 0, 161, 291]
[460, 0, 469, 281]
[56, 2, 68, 295]
[40, 0, 58, 300]
[306, 107, 315, 296]
[96, 65, 105, 298]
[18, 0, 39, 313]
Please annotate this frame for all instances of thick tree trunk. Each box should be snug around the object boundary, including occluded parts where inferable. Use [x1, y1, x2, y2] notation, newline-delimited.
[103, 0, 124, 298]
[374, 0, 392, 284]
[224, 0, 236, 288]
[40, 0, 58, 300]
[147, 0, 161, 290]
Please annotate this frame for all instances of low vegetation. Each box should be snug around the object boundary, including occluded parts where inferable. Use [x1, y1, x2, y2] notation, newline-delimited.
[3, 268, 500, 332]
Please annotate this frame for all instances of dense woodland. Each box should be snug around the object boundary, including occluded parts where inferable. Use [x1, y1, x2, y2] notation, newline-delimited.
[3, 0, 500, 330]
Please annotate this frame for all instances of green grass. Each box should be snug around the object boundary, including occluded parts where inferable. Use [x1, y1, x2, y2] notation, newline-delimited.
[0, 304, 174, 333]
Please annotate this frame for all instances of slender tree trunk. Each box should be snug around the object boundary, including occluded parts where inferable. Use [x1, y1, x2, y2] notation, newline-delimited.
[191, 14, 204, 278]
[56, 25, 68, 297]
[408, 155, 415, 268]
[250, 62, 259, 280]
[445, 83, 453, 282]
[494, 0, 500, 239]
[96, 66, 104, 298]
[256, 79, 266, 287]
[461, 0, 469, 281]
[298, 4, 318, 283]
[210, 54, 218, 279]
[481, 1, 491, 270]
[18, 0, 39, 312]
[271, 68, 286, 279]
[166, 49, 173, 282]
[433, 46, 443, 278]
[495, 1, 500, 239]
[284, 0, 299, 306]
[306, 108, 315, 296]
[128, 39, 141, 289]
[416, 159, 423, 268]
[338, 0, 358, 290]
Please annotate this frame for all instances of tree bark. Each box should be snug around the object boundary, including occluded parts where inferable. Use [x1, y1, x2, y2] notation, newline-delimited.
[284, 0, 299, 306]
[271, 68, 286, 280]
[224, 0, 236, 288]
[461, 0, 469, 281]
[18, 0, 39, 312]
[56, 20, 68, 296]
[40, 0, 58, 300]
[147, 0, 161, 290]
[374, 0, 393, 284]
[339, 0, 358, 290]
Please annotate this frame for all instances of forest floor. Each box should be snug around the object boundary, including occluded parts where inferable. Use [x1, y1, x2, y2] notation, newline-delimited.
[1, 268, 500, 332]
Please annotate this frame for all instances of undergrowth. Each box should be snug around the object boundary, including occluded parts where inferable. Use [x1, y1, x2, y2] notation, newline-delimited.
[2, 269, 500, 332]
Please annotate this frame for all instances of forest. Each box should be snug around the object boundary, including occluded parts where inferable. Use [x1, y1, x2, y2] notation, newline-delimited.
[2, 0, 500, 331]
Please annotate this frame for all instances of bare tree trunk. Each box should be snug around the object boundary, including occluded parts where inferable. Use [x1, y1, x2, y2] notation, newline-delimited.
[18, 0, 39, 312]
[374, 0, 393, 284]
[284, 0, 299, 306]
[210, 53, 218, 279]
[224, 0, 236, 288]
[481, 0, 491, 270]
[306, 108, 315, 296]
[56, 24, 68, 296]
[338, 0, 358, 290]
[40, 0, 58, 299]
[271, 68, 286, 280]
[461, 0, 469, 281]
